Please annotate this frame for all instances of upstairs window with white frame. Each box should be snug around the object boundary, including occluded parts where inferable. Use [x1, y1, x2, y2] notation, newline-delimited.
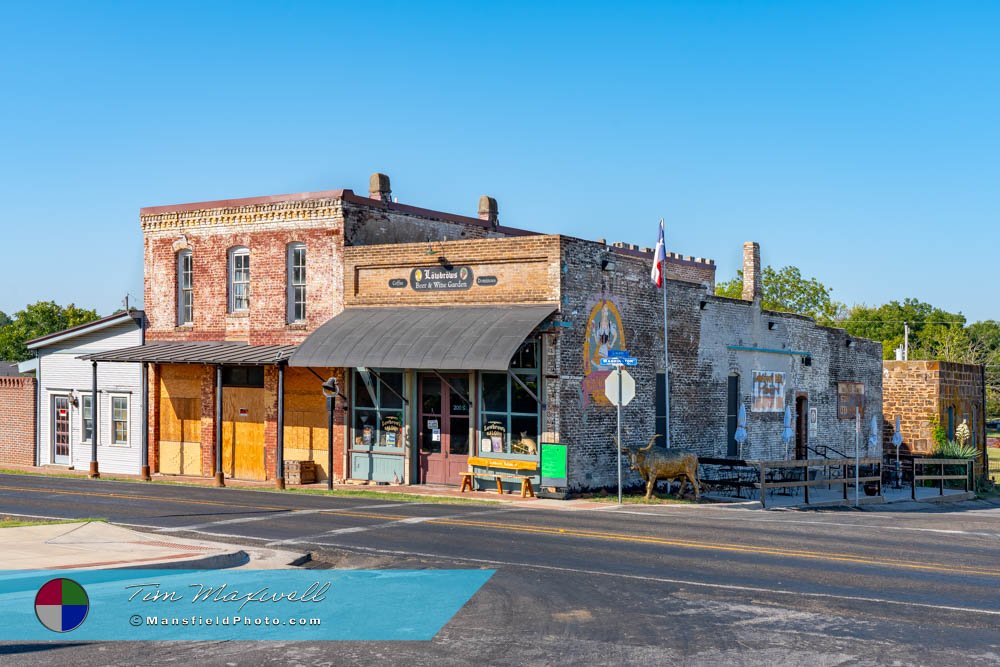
[287, 243, 306, 323]
[228, 247, 250, 313]
[111, 395, 129, 445]
[177, 250, 193, 325]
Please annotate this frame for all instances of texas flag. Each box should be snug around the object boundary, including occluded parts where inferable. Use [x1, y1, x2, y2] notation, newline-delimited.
[650, 219, 666, 287]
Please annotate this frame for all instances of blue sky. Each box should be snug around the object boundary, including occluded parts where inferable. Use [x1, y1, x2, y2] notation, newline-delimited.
[1, 2, 997, 322]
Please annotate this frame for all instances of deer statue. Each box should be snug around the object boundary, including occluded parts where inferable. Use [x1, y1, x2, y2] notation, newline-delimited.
[619, 435, 700, 501]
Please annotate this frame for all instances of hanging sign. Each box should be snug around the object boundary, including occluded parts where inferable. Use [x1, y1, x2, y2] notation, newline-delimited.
[410, 266, 474, 291]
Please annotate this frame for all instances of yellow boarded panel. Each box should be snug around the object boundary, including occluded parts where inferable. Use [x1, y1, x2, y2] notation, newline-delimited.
[223, 387, 266, 481]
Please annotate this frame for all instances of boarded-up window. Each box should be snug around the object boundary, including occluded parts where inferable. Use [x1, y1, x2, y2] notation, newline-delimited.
[837, 382, 865, 419]
[751, 370, 785, 413]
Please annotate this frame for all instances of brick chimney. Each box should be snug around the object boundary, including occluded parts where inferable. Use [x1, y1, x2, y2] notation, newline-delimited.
[742, 241, 762, 303]
[478, 195, 498, 225]
[369, 173, 391, 202]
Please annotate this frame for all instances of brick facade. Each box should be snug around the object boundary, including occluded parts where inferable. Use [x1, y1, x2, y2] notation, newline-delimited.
[882, 360, 986, 455]
[135, 173, 886, 492]
[0, 377, 36, 466]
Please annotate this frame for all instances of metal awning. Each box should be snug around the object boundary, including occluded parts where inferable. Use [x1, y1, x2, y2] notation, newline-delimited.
[79, 342, 298, 366]
[289, 304, 558, 371]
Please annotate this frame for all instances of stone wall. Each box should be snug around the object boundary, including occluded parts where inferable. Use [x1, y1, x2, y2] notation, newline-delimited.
[882, 360, 985, 454]
[0, 377, 36, 466]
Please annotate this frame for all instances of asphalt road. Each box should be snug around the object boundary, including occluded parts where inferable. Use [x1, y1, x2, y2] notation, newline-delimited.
[1, 473, 999, 666]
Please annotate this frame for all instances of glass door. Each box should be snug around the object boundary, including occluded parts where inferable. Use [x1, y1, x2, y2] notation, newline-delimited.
[418, 374, 471, 485]
[52, 395, 70, 465]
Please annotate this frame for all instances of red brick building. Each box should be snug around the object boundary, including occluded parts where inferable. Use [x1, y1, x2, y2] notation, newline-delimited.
[0, 377, 36, 467]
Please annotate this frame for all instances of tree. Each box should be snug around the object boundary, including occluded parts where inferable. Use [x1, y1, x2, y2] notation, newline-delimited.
[839, 299, 967, 361]
[715, 265, 844, 323]
[0, 311, 10, 328]
[0, 301, 100, 362]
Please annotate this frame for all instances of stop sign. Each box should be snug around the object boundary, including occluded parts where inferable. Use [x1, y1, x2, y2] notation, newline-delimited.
[604, 369, 636, 406]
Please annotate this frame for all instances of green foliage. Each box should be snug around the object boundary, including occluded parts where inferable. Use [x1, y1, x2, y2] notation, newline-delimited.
[928, 414, 949, 448]
[930, 439, 979, 460]
[0, 301, 100, 362]
[839, 298, 968, 361]
[715, 265, 845, 322]
[0, 311, 10, 328]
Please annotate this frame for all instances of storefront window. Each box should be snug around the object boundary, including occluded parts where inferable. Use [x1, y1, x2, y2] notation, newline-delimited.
[352, 369, 404, 451]
[479, 341, 540, 457]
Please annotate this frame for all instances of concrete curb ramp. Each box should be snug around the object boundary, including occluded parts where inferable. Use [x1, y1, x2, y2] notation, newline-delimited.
[0, 522, 307, 570]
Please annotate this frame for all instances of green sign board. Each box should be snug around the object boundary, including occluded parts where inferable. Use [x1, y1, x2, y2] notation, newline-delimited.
[540, 443, 568, 487]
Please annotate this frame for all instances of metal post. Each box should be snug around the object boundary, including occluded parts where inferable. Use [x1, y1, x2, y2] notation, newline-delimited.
[616, 365, 623, 505]
[854, 407, 860, 506]
[276, 363, 286, 490]
[912, 461, 917, 500]
[214, 366, 224, 487]
[140, 362, 150, 480]
[89, 361, 99, 478]
[904, 321, 909, 361]
[326, 396, 335, 491]
[939, 461, 944, 496]
[803, 461, 809, 505]
[662, 260, 670, 448]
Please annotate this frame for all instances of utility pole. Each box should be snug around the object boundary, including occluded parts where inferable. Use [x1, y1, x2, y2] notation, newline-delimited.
[904, 321, 909, 361]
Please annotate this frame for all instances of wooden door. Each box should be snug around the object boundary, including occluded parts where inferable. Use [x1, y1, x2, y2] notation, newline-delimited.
[418, 375, 471, 485]
[726, 375, 739, 457]
[52, 396, 70, 465]
[795, 396, 808, 460]
[222, 387, 266, 481]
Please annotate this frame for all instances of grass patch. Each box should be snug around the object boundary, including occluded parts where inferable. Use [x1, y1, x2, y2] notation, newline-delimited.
[584, 492, 697, 505]
[0, 516, 105, 528]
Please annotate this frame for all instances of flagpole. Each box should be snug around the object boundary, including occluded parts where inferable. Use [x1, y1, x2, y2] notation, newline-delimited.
[661, 219, 670, 448]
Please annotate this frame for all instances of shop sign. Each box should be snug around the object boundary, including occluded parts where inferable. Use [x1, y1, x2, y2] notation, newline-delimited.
[410, 266, 473, 291]
[476, 275, 498, 286]
[483, 420, 506, 453]
[388, 278, 408, 288]
[751, 370, 785, 413]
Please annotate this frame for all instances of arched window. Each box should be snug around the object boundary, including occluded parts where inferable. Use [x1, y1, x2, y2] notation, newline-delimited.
[228, 247, 250, 313]
[287, 242, 306, 323]
[177, 250, 193, 325]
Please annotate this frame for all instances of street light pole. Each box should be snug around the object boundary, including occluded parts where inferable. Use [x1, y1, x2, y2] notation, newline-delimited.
[322, 376, 339, 491]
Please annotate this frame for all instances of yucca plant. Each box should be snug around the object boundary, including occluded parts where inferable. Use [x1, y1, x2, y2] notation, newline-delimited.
[928, 439, 979, 489]
[931, 439, 979, 460]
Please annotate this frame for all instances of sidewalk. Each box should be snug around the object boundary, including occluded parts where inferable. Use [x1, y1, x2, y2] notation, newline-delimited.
[0, 521, 307, 570]
[0, 463, 984, 512]
[0, 463, 609, 509]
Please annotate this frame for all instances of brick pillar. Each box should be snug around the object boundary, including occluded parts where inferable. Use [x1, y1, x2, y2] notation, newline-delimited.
[149, 364, 161, 473]
[263, 365, 279, 482]
[200, 365, 217, 477]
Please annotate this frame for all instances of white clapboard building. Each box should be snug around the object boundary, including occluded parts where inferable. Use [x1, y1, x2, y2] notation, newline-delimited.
[27, 310, 145, 474]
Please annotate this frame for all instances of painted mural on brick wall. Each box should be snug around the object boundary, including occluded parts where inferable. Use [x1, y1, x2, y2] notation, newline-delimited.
[581, 297, 626, 407]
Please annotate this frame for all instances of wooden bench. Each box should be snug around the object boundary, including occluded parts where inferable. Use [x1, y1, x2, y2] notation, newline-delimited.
[461, 456, 538, 498]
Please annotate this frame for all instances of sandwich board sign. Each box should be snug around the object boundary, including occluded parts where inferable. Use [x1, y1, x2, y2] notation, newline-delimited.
[540, 443, 568, 487]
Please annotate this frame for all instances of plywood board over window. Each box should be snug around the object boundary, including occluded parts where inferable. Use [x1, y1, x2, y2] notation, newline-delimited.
[837, 382, 865, 419]
[158, 365, 202, 475]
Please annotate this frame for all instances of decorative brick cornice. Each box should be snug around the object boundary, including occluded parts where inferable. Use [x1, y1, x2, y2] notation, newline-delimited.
[140, 199, 344, 233]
